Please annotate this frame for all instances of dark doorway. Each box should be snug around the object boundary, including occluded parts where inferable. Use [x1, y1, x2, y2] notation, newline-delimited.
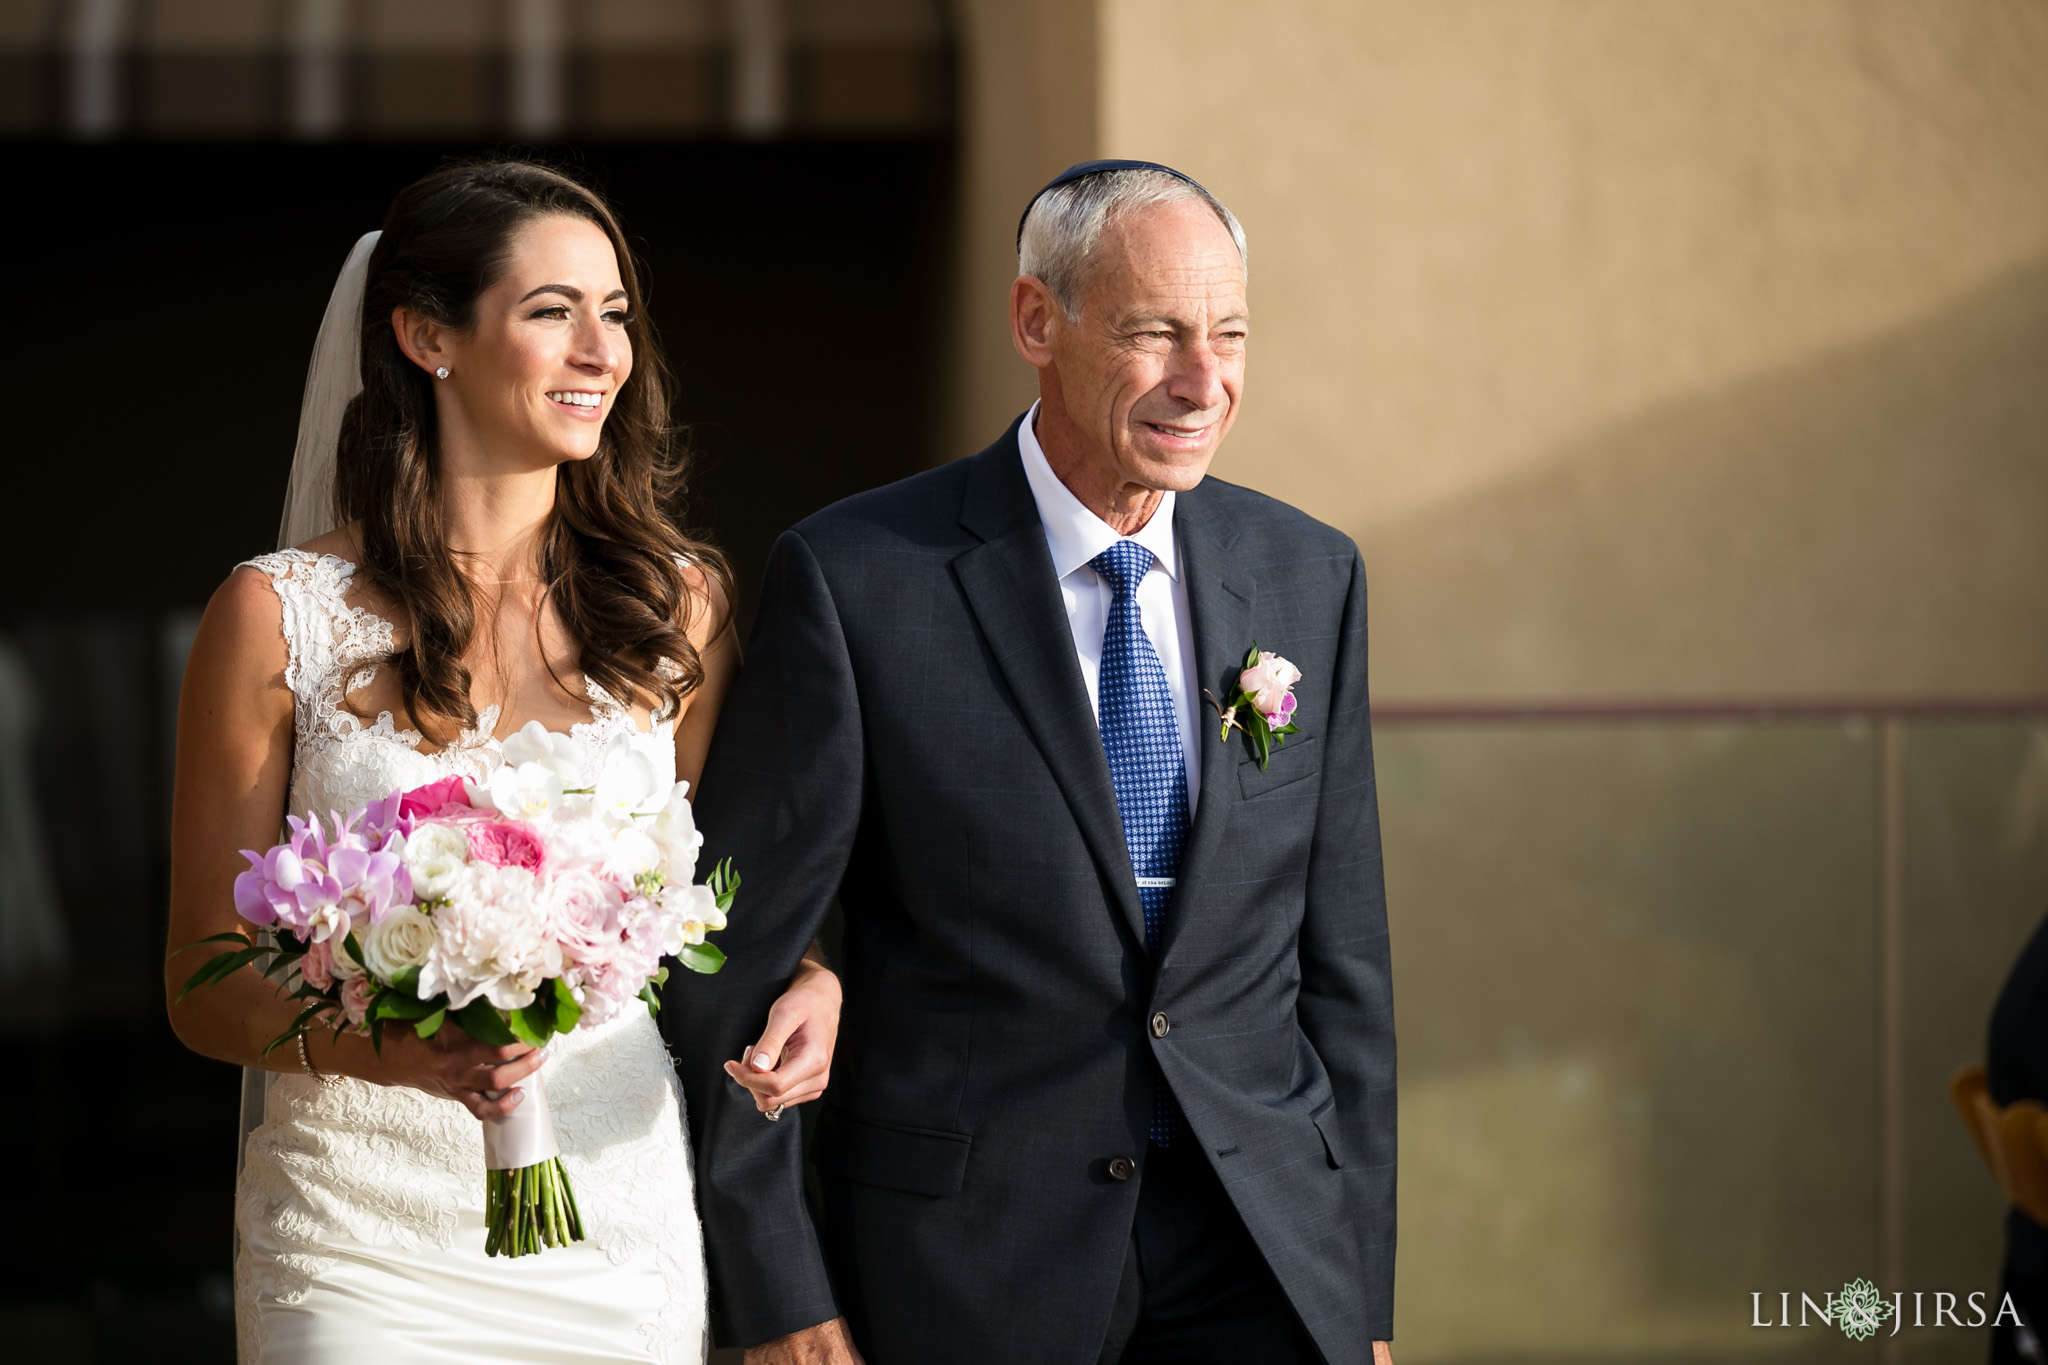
[0, 137, 951, 1362]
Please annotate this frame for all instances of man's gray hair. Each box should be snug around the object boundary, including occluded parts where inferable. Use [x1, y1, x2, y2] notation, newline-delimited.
[1018, 168, 1248, 318]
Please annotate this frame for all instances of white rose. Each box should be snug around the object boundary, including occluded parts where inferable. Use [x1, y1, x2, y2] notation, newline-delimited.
[401, 823, 471, 902]
[330, 932, 366, 981]
[360, 904, 437, 985]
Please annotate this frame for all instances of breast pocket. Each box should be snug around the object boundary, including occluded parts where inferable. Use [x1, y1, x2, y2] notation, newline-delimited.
[1238, 731, 1319, 800]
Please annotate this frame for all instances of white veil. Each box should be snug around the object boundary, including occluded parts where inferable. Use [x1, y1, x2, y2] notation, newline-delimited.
[276, 230, 381, 552]
[239, 229, 382, 1173]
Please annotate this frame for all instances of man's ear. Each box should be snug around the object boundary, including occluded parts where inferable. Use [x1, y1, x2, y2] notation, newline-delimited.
[1010, 275, 1062, 369]
[391, 306, 450, 378]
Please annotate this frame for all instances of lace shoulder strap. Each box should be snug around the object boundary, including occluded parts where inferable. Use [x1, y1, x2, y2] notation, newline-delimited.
[239, 549, 359, 699]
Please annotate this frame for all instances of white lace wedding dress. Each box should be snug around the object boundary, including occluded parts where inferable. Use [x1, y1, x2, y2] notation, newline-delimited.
[232, 550, 708, 1364]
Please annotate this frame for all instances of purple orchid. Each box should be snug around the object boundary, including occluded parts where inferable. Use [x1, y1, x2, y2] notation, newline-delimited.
[232, 806, 414, 941]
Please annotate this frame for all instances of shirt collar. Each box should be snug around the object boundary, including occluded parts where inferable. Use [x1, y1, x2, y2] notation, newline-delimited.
[1016, 400, 1179, 582]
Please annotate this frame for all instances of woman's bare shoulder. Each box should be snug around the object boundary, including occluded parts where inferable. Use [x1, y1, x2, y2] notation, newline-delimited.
[676, 555, 735, 652]
[294, 523, 364, 564]
[193, 563, 292, 694]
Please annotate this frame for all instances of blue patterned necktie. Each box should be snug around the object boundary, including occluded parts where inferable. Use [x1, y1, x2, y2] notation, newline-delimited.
[1090, 539, 1189, 1147]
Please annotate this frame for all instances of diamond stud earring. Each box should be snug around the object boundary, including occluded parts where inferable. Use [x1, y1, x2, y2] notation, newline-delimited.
[434, 366, 450, 379]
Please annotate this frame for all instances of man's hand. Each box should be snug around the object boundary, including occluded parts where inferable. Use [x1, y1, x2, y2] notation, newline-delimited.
[1374, 1342, 1394, 1364]
[744, 1317, 864, 1365]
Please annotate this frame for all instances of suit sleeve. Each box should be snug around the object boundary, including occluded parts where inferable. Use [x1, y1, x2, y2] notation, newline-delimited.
[662, 529, 863, 1348]
[1296, 547, 1397, 1340]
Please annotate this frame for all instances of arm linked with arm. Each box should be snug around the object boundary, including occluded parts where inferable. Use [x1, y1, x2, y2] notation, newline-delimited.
[663, 530, 864, 1348]
[1295, 549, 1397, 1342]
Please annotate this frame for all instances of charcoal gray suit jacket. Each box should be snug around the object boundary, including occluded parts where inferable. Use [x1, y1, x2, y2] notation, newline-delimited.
[666, 417, 1396, 1364]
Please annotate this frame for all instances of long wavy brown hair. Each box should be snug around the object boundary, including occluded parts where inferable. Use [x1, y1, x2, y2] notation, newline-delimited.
[332, 158, 728, 741]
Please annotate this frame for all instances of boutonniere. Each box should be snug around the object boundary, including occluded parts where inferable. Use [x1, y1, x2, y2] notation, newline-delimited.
[1204, 642, 1303, 770]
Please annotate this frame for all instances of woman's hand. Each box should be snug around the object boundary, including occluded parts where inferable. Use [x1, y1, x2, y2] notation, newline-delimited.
[357, 1026, 548, 1122]
[725, 956, 841, 1114]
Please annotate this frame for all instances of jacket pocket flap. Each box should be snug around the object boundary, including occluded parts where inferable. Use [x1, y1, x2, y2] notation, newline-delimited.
[1238, 732, 1319, 800]
[818, 1106, 972, 1197]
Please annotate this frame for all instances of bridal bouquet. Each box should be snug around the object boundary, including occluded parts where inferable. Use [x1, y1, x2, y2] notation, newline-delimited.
[180, 722, 736, 1259]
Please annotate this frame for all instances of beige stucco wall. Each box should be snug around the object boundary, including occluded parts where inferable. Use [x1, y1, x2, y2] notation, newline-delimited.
[951, 0, 2048, 702]
[945, 7, 2048, 1362]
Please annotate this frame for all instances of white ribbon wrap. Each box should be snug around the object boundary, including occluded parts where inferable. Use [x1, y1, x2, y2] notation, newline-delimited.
[482, 1067, 561, 1170]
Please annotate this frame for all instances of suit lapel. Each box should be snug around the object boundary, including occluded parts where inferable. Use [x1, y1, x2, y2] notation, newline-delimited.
[950, 428, 1151, 953]
[1158, 483, 1249, 966]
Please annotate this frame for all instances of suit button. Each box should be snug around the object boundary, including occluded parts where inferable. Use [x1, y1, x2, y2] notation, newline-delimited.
[1150, 1012, 1171, 1038]
[1108, 1155, 1136, 1181]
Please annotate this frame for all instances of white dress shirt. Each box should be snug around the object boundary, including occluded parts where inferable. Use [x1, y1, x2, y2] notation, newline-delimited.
[1017, 401, 1203, 812]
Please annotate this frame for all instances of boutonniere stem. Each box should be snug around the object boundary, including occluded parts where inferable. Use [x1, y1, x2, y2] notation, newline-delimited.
[1205, 642, 1302, 771]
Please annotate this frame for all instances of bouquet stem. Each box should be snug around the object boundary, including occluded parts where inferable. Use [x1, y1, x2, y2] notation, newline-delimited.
[484, 1157, 586, 1257]
[480, 1067, 585, 1258]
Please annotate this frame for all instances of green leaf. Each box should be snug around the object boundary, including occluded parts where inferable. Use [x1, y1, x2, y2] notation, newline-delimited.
[1242, 641, 1262, 670]
[373, 989, 437, 1021]
[415, 1006, 447, 1040]
[210, 944, 269, 989]
[708, 858, 742, 913]
[389, 964, 423, 996]
[176, 945, 266, 1002]
[639, 983, 661, 1017]
[368, 1014, 386, 1055]
[259, 1001, 333, 1057]
[676, 942, 726, 975]
[174, 951, 232, 1001]
[549, 978, 582, 1034]
[1238, 705, 1275, 770]
[453, 999, 518, 1047]
[508, 1001, 554, 1049]
[172, 929, 253, 957]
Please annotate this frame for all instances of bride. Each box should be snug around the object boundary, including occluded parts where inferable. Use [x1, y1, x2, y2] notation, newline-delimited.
[165, 159, 836, 1362]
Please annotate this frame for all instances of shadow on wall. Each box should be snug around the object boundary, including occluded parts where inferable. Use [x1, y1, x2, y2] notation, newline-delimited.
[1364, 257, 2048, 700]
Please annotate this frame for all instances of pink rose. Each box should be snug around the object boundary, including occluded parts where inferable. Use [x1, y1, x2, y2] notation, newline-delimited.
[544, 869, 626, 968]
[1238, 651, 1303, 725]
[401, 776, 473, 822]
[341, 973, 375, 1027]
[300, 937, 336, 991]
[569, 956, 644, 1028]
[468, 819, 548, 873]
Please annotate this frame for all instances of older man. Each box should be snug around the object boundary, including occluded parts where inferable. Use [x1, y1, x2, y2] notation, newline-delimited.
[668, 161, 1396, 1365]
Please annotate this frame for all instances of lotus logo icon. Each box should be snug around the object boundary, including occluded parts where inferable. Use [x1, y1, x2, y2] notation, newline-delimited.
[1833, 1279, 1896, 1341]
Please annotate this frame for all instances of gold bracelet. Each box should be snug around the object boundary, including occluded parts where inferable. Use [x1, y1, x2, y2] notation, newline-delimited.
[298, 1033, 343, 1089]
